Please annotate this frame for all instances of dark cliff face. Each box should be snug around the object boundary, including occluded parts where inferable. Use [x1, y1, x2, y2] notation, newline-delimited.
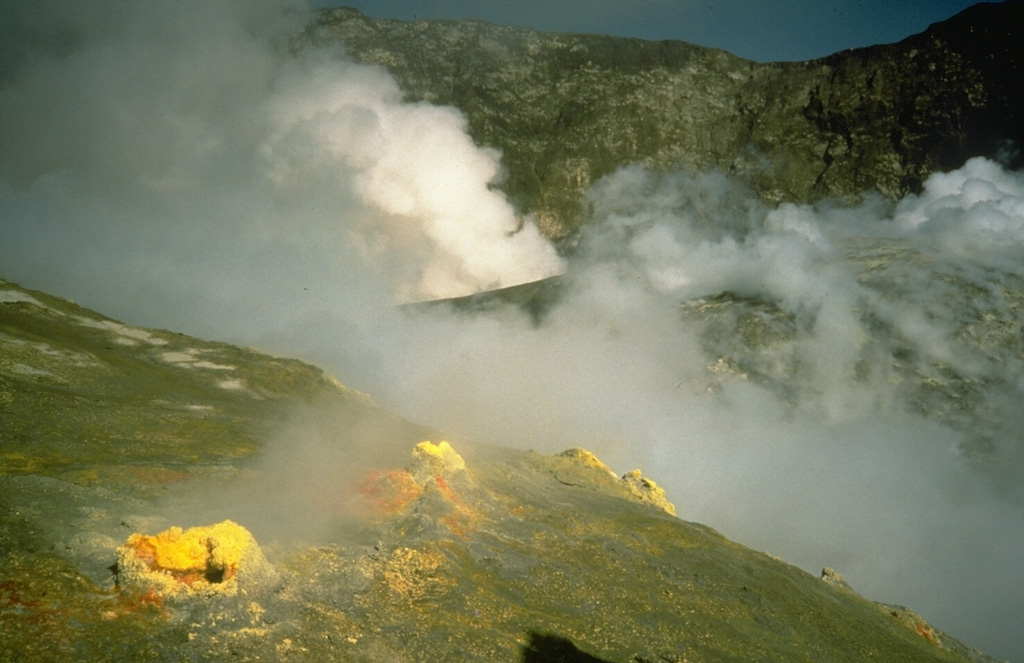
[307, 1, 1022, 241]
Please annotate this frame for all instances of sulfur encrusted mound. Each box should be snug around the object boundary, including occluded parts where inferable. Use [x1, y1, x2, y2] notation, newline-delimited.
[409, 440, 466, 483]
[558, 448, 618, 478]
[116, 520, 279, 598]
[621, 469, 677, 516]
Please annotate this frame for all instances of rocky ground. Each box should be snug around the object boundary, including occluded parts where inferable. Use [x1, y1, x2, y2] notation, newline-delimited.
[0, 277, 1001, 661]
[307, 2, 1023, 242]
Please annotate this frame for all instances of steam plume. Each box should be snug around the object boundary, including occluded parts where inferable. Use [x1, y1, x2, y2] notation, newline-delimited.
[1, 2, 1022, 660]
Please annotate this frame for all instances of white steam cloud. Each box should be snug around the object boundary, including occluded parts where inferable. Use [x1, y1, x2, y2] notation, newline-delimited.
[0, 0, 561, 330]
[262, 58, 562, 300]
[374, 160, 1024, 662]
[1, 2, 1023, 661]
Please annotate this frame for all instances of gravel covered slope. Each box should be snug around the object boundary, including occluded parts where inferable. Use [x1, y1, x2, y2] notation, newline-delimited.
[0, 277, 999, 661]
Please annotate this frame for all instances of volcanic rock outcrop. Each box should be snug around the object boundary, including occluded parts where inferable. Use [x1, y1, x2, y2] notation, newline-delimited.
[307, 2, 1023, 241]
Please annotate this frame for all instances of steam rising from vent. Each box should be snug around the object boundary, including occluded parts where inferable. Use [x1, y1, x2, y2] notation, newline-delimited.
[369, 158, 1024, 663]
[2, 2, 1024, 661]
[262, 59, 562, 300]
[0, 0, 562, 329]
[894, 156, 1024, 268]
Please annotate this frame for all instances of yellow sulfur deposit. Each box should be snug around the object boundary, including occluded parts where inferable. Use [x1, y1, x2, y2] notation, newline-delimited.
[409, 440, 466, 481]
[117, 520, 277, 598]
[558, 448, 618, 478]
[621, 469, 677, 516]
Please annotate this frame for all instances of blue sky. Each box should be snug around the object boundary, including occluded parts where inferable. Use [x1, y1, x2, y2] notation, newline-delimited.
[321, 0, 983, 62]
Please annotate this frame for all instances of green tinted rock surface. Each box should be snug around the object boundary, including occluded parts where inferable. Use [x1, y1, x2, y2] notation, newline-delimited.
[307, 2, 1023, 241]
[0, 277, 998, 661]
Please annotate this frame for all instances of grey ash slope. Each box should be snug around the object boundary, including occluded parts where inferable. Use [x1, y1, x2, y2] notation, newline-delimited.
[308, 1, 1023, 242]
[0, 280, 1003, 661]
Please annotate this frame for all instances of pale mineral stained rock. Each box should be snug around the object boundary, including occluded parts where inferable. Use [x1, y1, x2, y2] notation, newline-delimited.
[409, 440, 466, 482]
[116, 519, 279, 598]
[821, 567, 853, 591]
[621, 469, 677, 516]
[558, 448, 677, 515]
[558, 448, 618, 478]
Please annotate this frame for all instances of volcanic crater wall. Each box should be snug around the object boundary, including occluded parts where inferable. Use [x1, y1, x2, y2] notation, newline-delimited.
[307, 2, 1023, 242]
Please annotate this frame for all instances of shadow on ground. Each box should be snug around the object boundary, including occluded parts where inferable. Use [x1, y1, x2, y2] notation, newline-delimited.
[522, 632, 613, 663]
